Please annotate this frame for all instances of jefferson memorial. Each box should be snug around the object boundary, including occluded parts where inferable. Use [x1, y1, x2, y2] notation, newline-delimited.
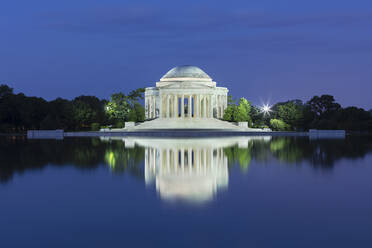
[145, 65, 228, 120]
[126, 65, 251, 130]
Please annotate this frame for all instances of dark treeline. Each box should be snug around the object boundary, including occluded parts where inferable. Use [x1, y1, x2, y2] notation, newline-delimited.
[0, 84, 145, 133]
[226, 94, 372, 131]
[1, 84, 372, 132]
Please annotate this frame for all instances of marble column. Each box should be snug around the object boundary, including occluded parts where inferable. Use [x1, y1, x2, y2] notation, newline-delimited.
[166, 95, 170, 118]
[188, 95, 192, 118]
[195, 95, 199, 118]
[153, 96, 156, 118]
[159, 95, 163, 118]
[150, 96, 153, 118]
[209, 95, 213, 118]
[181, 95, 184, 118]
[203, 96, 207, 118]
[173, 95, 177, 118]
[149, 96, 152, 118]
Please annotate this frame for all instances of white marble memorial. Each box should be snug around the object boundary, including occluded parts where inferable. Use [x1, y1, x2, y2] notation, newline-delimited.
[145, 65, 228, 120]
[126, 65, 257, 130]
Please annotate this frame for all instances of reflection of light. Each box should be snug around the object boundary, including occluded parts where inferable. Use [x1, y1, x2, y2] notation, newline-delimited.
[105, 151, 116, 168]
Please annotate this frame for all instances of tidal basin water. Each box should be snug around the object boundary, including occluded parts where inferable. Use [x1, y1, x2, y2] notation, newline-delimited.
[1, 136, 372, 248]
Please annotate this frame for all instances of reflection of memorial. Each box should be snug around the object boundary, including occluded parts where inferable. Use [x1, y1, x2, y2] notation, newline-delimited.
[122, 136, 271, 203]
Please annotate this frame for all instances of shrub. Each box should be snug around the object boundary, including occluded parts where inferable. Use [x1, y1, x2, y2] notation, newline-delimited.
[91, 123, 100, 131]
[270, 119, 290, 131]
[115, 121, 125, 128]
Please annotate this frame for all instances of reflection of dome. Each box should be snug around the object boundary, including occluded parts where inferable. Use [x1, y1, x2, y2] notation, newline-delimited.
[161, 65, 211, 80]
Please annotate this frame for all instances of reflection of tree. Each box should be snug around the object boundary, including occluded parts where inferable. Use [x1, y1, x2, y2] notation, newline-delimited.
[104, 144, 144, 179]
[270, 138, 304, 164]
[0, 137, 144, 184]
[223, 136, 372, 171]
[1, 136, 372, 184]
[224, 143, 252, 172]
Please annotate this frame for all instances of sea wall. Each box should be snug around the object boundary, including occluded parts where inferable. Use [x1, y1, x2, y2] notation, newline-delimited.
[309, 129, 346, 139]
[27, 129, 64, 139]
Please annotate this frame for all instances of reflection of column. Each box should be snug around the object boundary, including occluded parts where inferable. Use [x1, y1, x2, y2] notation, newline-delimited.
[181, 148, 184, 172]
[203, 148, 207, 173]
[189, 148, 193, 174]
[188, 148, 192, 168]
[188, 95, 192, 118]
[210, 148, 214, 169]
[166, 148, 170, 172]
[195, 148, 200, 172]
[145, 148, 148, 167]
[152, 148, 155, 169]
[173, 148, 177, 171]
[181, 95, 184, 118]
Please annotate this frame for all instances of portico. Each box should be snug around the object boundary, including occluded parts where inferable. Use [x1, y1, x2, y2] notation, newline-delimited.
[145, 66, 228, 120]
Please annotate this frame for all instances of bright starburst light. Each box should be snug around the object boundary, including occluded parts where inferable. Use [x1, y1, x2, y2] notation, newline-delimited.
[260, 104, 272, 116]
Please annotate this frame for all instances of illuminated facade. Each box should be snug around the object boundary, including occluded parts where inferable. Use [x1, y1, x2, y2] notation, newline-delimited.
[145, 65, 228, 120]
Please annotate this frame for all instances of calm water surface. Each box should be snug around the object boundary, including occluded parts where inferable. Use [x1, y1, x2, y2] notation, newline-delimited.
[1, 135, 372, 248]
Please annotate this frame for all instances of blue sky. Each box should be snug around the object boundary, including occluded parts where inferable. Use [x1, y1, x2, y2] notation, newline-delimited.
[1, 0, 371, 108]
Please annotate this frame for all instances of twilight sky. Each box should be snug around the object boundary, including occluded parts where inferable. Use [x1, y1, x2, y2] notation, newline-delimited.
[1, 0, 372, 109]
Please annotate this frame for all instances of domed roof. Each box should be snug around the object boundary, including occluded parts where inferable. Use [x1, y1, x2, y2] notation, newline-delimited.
[161, 65, 211, 80]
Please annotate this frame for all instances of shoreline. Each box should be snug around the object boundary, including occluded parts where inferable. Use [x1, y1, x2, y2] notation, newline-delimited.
[23, 129, 348, 138]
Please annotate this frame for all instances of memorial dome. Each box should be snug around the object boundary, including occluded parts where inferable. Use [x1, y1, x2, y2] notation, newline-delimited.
[161, 65, 211, 80]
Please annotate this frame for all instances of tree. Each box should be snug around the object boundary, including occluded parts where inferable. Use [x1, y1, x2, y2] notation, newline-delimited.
[127, 88, 145, 103]
[236, 98, 252, 124]
[332, 106, 372, 130]
[227, 95, 236, 105]
[106, 89, 145, 123]
[307, 95, 341, 118]
[270, 119, 290, 131]
[72, 96, 106, 129]
[277, 101, 304, 130]
[223, 105, 236, 121]
[106, 93, 131, 121]
[0, 84, 13, 99]
[223, 97, 252, 124]
[127, 102, 145, 122]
